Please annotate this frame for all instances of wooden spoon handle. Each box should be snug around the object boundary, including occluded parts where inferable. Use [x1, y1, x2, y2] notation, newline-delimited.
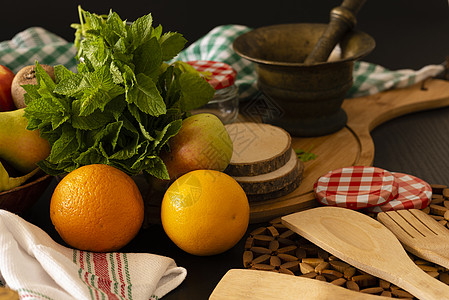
[400, 265, 449, 300]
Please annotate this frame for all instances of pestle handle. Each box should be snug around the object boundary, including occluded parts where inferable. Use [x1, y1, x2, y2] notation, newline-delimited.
[304, 0, 367, 65]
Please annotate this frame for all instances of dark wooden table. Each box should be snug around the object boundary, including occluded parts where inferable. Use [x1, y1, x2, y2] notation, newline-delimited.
[14, 0, 449, 299]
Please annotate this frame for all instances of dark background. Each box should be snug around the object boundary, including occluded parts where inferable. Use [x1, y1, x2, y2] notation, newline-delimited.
[2, 0, 449, 70]
[5, 1, 449, 299]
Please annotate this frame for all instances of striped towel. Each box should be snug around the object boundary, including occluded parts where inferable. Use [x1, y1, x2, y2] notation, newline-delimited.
[0, 210, 186, 300]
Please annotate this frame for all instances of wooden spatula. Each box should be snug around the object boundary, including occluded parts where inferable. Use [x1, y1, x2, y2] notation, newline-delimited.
[209, 269, 391, 299]
[281, 206, 449, 300]
[377, 208, 449, 269]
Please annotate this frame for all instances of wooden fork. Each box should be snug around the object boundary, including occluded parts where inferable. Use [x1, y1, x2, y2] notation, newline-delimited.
[377, 209, 449, 269]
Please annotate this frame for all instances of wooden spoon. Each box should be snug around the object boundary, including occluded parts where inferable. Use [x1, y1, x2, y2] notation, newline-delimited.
[281, 206, 449, 300]
[209, 269, 391, 300]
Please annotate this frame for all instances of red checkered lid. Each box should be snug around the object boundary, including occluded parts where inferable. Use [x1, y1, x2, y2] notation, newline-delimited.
[365, 172, 432, 213]
[186, 60, 237, 90]
[314, 166, 399, 210]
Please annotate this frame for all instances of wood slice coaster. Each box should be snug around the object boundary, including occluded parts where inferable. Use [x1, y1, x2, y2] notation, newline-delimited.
[247, 167, 304, 202]
[233, 149, 303, 195]
[225, 122, 292, 176]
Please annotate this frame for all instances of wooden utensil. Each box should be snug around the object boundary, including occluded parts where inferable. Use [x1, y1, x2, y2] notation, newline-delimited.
[377, 208, 449, 269]
[281, 206, 449, 300]
[209, 269, 391, 300]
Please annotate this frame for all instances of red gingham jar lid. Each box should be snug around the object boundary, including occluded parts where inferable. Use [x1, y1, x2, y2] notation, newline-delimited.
[314, 166, 399, 210]
[186, 60, 237, 90]
[365, 172, 432, 213]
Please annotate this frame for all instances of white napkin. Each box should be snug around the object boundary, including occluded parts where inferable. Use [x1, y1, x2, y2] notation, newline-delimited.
[0, 210, 186, 300]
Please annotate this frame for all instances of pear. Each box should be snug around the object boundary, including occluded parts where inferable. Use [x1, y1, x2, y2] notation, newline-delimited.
[161, 113, 233, 180]
[0, 108, 50, 173]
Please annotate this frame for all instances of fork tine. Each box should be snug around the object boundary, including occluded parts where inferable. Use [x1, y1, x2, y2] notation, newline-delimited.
[395, 209, 437, 237]
[378, 210, 424, 239]
[407, 209, 449, 236]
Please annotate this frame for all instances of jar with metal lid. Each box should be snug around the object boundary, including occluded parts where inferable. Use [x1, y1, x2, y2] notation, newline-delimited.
[187, 60, 239, 124]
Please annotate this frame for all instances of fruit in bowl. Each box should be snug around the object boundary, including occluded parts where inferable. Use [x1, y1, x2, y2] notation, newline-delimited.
[0, 160, 53, 214]
[0, 71, 52, 213]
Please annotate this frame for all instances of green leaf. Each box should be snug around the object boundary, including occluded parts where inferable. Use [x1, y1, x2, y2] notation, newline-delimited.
[21, 84, 41, 100]
[54, 65, 76, 83]
[94, 121, 123, 153]
[127, 73, 166, 116]
[54, 73, 85, 97]
[78, 65, 125, 116]
[134, 37, 162, 80]
[154, 119, 182, 150]
[74, 146, 108, 166]
[34, 62, 56, 92]
[295, 147, 317, 162]
[104, 11, 127, 47]
[159, 32, 187, 61]
[178, 71, 215, 111]
[152, 25, 163, 40]
[143, 156, 169, 180]
[130, 13, 153, 46]
[37, 159, 71, 176]
[71, 100, 114, 130]
[47, 124, 79, 163]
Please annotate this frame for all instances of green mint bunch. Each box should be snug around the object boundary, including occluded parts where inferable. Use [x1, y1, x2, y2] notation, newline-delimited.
[23, 7, 215, 179]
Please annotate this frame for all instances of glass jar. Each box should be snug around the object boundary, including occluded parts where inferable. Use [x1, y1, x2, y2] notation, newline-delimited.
[187, 60, 239, 124]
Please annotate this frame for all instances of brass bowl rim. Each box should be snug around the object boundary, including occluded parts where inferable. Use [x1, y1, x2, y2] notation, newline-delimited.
[232, 23, 376, 68]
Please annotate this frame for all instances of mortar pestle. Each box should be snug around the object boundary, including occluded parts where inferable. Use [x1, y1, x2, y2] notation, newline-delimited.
[233, 0, 375, 136]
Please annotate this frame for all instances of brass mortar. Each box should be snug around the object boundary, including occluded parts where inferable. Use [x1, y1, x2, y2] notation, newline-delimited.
[233, 23, 375, 136]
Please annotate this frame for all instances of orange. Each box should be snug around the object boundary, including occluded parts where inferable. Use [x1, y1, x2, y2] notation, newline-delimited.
[50, 164, 144, 252]
[161, 170, 249, 256]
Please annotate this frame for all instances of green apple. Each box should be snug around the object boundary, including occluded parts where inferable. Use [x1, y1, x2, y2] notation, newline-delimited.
[161, 113, 233, 180]
[0, 108, 50, 173]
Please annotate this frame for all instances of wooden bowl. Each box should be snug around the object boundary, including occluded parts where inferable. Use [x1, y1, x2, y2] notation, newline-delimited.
[0, 173, 53, 214]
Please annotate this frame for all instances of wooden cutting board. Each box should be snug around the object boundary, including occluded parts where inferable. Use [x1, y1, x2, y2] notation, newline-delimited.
[249, 78, 449, 223]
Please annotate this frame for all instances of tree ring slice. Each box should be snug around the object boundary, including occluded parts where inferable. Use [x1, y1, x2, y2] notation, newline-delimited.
[233, 149, 303, 195]
[225, 122, 292, 176]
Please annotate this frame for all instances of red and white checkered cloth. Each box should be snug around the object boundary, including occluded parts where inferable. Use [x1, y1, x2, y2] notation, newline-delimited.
[314, 166, 399, 210]
[186, 60, 236, 90]
[365, 172, 432, 213]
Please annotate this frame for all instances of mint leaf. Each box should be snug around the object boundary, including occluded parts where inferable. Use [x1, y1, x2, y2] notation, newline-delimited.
[54, 65, 76, 83]
[143, 156, 169, 180]
[159, 32, 187, 61]
[179, 72, 215, 111]
[295, 147, 317, 162]
[71, 100, 114, 130]
[130, 13, 153, 46]
[127, 73, 166, 116]
[34, 61, 56, 92]
[48, 124, 79, 163]
[134, 37, 162, 80]
[54, 73, 85, 97]
[77, 65, 125, 116]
